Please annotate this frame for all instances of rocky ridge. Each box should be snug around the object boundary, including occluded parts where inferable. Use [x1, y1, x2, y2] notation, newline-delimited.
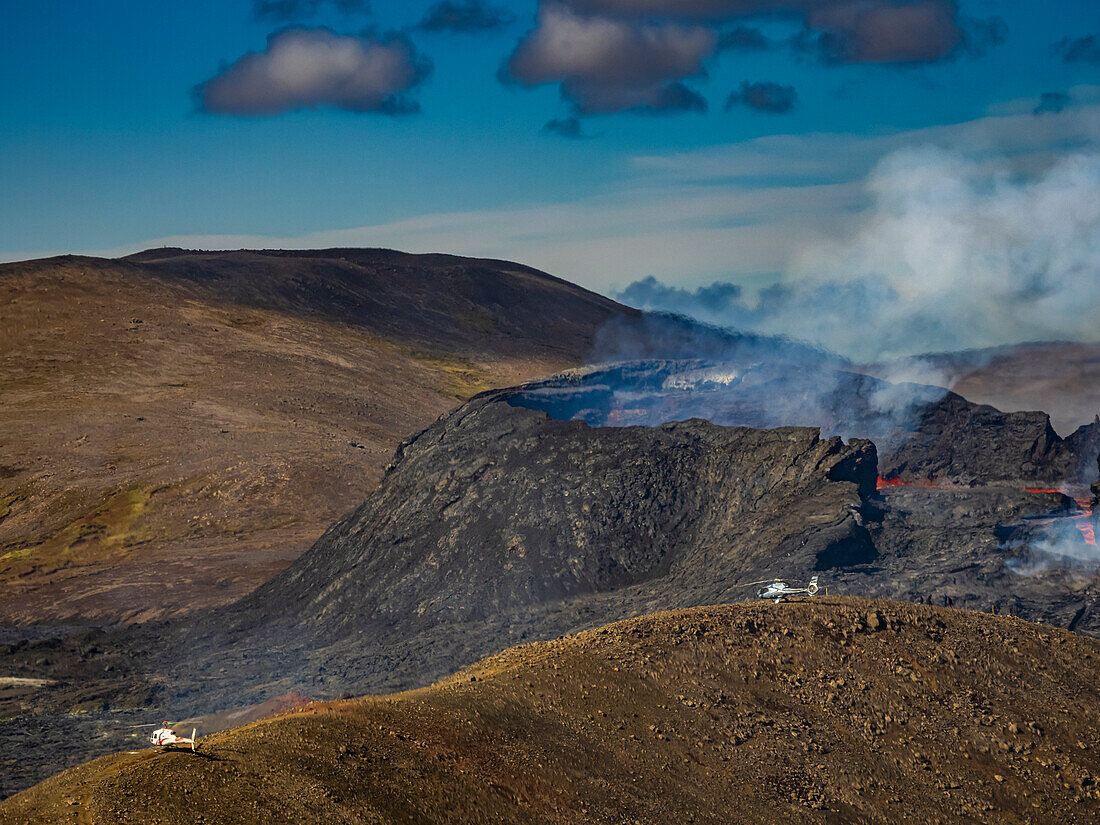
[510, 360, 1100, 485]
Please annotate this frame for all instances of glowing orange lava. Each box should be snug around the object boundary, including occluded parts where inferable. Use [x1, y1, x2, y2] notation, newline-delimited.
[881, 480, 1097, 548]
[1074, 496, 1096, 546]
[876, 477, 938, 489]
[1020, 489, 1097, 547]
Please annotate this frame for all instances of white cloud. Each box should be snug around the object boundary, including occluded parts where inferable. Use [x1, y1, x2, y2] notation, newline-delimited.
[504, 5, 715, 113]
[195, 28, 430, 115]
[782, 145, 1100, 358]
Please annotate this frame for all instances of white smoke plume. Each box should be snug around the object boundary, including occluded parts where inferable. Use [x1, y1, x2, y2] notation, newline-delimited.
[618, 146, 1100, 362]
[790, 147, 1100, 359]
[1009, 511, 1100, 575]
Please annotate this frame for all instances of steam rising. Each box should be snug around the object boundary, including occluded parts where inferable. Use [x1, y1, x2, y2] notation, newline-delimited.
[1009, 510, 1100, 575]
[617, 147, 1100, 362]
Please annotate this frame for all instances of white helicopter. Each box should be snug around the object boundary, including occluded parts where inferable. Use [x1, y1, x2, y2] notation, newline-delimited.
[744, 576, 822, 603]
[132, 722, 199, 752]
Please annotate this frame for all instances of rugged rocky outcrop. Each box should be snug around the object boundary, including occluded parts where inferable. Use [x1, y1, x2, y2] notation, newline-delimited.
[0, 397, 881, 796]
[1093, 450, 1100, 501]
[883, 393, 1100, 483]
[869, 340, 1100, 436]
[174, 390, 879, 706]
[239, 391, 876, 634]
[511, 360, 1100, 485]
[157, 390, 1098, 709]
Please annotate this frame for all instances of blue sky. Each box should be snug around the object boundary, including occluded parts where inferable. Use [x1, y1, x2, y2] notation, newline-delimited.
[2, 1, 1098, 355]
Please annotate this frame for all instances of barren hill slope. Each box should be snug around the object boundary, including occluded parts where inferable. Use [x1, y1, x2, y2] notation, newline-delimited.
[0, 402, 880, 798]
[0, 248, 631, 623]
[4, 598, 1098, 825]
[865, 341, 1100, 437]
[949, 342, 1100, 437]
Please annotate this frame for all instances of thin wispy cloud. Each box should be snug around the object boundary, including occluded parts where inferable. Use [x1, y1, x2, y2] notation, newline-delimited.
[78, 101, 1100, 323]
[725, 81, 797, 113]
[417, 1, 515, 33]
[252, 0, 372, 21]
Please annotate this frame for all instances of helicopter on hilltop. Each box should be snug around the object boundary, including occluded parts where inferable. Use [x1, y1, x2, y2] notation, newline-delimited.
[745, 576, 822, 603]
[132, 722, 199, 752]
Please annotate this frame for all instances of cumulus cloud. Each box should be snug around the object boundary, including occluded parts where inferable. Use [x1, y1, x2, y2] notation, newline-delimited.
[616, 145, 1100, 360]
[556, 0, 790, 18]
[252, 0, 371, 20]
[1053, 34, 1100, 65]
[801, 0, 960, 63]
[503, 5, 715, 113]
[1034, 92, 1072, 116]
[725, 81, 797, 113]
[503, 2, 1007, 117]
[558, 0, 995, 64]
[499, 1, 1003, 116]
[195, 28, 431, 115]
[418, 1, 515, 33]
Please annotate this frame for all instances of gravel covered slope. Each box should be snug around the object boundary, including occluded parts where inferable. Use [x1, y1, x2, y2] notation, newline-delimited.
[4, 598, 1098, 825]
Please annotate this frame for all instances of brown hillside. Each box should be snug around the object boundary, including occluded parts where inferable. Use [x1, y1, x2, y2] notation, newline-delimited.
[949, 342, 1100, 437]
[0, 249, 630, 624]
[4, 598, 1098, 824]
[865, 341, 1100, 438]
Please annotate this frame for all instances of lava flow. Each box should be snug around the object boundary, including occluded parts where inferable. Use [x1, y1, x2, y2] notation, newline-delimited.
[1022, 487, 1096, 547]
[879, 480, 1097, 547]
[1074, 496, 1096, 546]
[876, 477, 938, 490]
